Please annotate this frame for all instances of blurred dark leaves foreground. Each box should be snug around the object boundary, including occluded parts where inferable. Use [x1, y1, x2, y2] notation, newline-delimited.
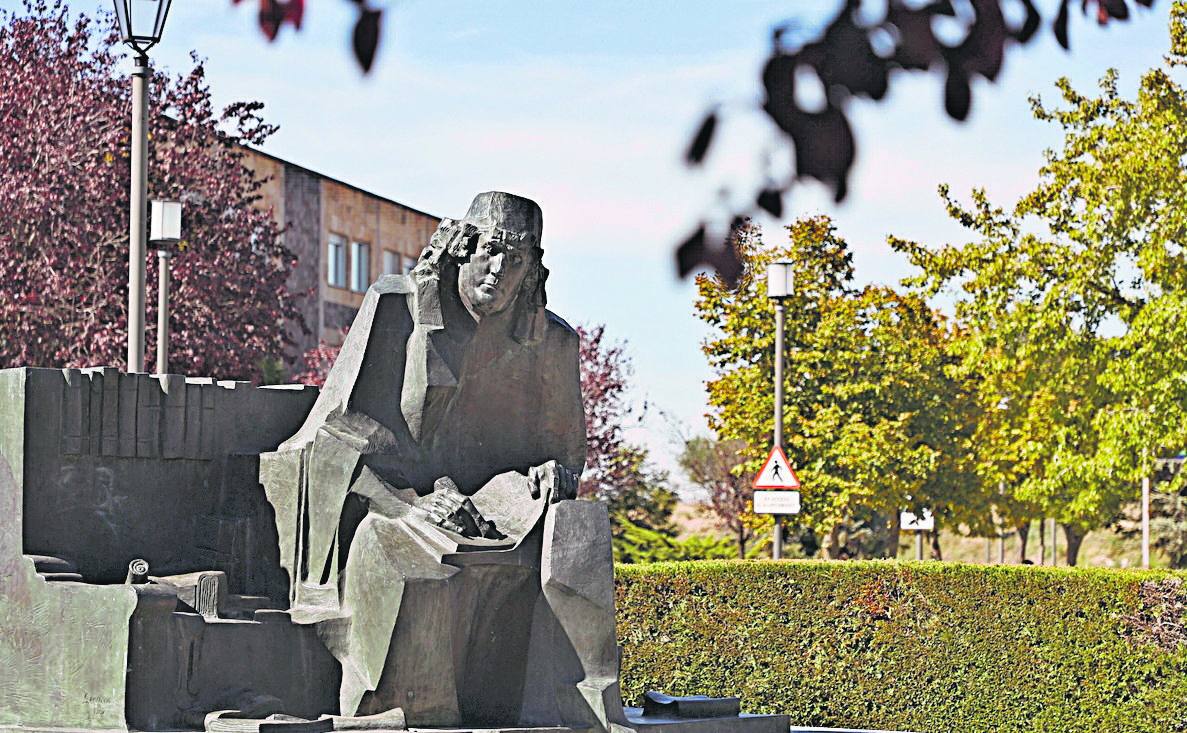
[234, 0, 383, 73]
[232, 0, 1154, 286]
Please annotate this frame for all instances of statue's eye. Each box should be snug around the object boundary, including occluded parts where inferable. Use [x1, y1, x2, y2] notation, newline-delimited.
[511, 254, 523, 267]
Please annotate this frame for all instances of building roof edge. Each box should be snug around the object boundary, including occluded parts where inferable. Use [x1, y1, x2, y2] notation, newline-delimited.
[244, 145, 440, 222]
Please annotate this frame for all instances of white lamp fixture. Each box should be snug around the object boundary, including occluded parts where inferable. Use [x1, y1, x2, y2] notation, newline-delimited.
[766, 261, 794, 299]
[112, 0, 173, 54]
[149, 199, 182, 246]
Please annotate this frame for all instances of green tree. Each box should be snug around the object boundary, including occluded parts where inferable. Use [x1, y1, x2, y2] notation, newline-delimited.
[893, 5, 1187, 563]
[695, 217, 979, 559]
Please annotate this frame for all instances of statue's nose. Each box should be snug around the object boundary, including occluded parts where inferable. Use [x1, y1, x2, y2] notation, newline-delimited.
[490, 253, 505, 275]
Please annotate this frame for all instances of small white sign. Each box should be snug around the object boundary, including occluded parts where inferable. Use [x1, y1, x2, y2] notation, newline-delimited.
[900, 509, 934, 532]
[753, 446, 800, 489]
[754, 490, 801, 515]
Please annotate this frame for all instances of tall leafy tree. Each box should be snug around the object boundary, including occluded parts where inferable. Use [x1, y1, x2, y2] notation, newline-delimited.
[695, 217, 979, 558]
[893, 4, 1187, 563]
[0, 1, 304, 380]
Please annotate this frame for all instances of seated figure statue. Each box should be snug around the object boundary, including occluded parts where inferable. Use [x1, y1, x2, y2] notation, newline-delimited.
[259, 192, 631, 731]
[0, 190, 786, 733]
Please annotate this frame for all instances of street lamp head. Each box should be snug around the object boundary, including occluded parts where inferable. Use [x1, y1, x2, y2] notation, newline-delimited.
[766, 261, 794, 300]
[112, 0, 173, 55]
[149, 199, 182, 247]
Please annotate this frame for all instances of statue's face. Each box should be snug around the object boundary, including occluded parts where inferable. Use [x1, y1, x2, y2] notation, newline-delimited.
[457, 227, 534, 317]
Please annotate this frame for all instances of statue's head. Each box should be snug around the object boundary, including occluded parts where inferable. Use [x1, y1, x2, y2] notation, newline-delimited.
[412, 192, 548, 343]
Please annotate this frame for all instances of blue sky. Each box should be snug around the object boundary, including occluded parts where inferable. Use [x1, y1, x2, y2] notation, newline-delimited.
[16, 1, 1180, 492]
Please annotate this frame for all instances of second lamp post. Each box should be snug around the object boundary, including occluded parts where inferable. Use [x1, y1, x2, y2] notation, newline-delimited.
[767, 261, 794, 559]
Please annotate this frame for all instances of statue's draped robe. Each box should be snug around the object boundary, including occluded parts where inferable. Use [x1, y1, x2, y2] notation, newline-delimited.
[260, 272, 586, 723]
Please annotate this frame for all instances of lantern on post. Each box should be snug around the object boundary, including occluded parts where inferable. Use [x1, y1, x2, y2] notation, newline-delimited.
[112, 0, 173, 55]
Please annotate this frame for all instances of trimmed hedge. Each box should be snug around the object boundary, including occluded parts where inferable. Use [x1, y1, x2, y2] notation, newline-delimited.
[615, 560, 1187, 733]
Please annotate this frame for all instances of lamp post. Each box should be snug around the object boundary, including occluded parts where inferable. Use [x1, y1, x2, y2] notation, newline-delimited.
[149, 199, 181, 374]
[767, 261, 793, 560]
[112, 0, 174, 373]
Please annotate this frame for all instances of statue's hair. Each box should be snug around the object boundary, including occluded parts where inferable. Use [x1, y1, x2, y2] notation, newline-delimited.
[410, 217, 550, 344]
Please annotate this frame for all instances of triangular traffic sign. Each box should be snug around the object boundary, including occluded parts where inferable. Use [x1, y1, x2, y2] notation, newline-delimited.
[753, 445, 800, 489]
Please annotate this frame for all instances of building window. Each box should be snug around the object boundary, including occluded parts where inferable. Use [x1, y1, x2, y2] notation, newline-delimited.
[403, 254, 416, 274]
[327, 233, 346, 288]
[383, 250, 401, 276]
[350, 241, 371, 292]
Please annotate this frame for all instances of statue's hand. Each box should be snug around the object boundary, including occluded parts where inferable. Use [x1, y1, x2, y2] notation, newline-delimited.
[529, 460, 580, 503]
[414, 477, 505, 539]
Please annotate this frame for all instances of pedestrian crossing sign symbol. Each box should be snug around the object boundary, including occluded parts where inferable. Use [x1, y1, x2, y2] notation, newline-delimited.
[753, 446, 800, 489]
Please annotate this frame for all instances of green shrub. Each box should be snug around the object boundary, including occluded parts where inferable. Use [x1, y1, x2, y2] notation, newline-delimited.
[615, 561, 1187, 733]
[613, 522, 736, 564]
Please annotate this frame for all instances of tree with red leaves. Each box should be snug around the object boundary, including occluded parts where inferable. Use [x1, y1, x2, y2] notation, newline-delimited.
[574, 324, 675, 532]
[0, 1, 305, 380]
[574, 324, 631, 499]
[293, 330, 344, 387]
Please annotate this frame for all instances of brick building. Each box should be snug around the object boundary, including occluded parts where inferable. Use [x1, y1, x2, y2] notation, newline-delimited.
[242, 148, 440, 362]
